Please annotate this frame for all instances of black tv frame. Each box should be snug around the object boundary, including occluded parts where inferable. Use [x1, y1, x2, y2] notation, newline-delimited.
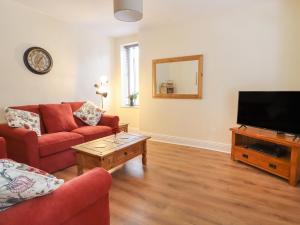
[237, 91, 300, 140]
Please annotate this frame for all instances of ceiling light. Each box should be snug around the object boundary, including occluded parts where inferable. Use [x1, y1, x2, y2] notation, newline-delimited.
[114, 0, 143, 22]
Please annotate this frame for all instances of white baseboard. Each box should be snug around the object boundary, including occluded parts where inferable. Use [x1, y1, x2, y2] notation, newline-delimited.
[127, 128, 231, 154]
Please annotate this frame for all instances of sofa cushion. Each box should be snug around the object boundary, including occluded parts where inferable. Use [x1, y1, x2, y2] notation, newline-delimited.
[10, 105, 46, 134]
[73, 101, 103, 126]
[62, 102, 86, 127]
[38, 132, 84, 157]
[0, 159, 63, 211]
[5, 108, 42, 136]
[40, 104, 78, 133]
[72, 126, 112, 142]
[62, 101, 84, 112]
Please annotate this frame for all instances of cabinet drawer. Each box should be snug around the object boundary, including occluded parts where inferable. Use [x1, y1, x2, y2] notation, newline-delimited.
[234, 147, 290, 179]
[114, 144, 141, 163]
[260, 159, 290, 178]
[235, 148, 259, 165]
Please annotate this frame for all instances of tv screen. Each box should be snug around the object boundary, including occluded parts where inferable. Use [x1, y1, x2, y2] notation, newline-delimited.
[237, 91, 300, 135]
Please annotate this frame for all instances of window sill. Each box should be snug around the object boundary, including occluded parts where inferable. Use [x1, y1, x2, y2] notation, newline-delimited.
[120, 105, 140, 109]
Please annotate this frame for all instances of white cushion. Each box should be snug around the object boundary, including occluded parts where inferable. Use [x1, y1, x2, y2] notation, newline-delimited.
[0, 159, 64, 211]
[4, 108, 41, 136]
[73, 101, 103, 126]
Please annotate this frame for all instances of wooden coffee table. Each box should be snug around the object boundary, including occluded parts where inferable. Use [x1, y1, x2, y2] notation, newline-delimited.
[72, 132, 151, 175]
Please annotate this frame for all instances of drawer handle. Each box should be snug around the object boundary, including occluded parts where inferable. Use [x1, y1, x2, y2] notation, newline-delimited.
[124, 152, 128, 156]
[269, 163, 277, 169]
[242, 154, 248, 159]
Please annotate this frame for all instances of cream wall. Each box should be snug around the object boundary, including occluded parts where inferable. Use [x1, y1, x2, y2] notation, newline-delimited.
[111, 34, 140, 130]
[1, 0, 300, 151]
[0, 0, 113, 122]
[138, 0, 300, 146]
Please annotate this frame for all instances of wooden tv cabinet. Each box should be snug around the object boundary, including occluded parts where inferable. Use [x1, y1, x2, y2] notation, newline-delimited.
[230, 127, 300, 186]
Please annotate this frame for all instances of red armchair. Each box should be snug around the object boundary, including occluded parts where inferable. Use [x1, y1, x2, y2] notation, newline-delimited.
[0, 102, 119, 173]
[0, 168, 112, 225]
[0, 138, 111, 225]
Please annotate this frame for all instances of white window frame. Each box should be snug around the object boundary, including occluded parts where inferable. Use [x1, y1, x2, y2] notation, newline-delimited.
[120, 42, 139, 106]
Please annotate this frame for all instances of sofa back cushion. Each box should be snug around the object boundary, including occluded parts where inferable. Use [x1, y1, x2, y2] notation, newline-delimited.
[39, 104, 78, 133]
[62, 102, 86, 127]
[10, 105, 46, 134]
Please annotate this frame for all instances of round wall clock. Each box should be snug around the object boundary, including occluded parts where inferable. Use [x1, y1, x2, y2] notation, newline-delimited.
[23, 47, 53, 75]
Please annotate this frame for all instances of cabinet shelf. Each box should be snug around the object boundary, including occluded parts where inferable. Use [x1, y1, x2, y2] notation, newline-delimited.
[235, 145, 290, 163]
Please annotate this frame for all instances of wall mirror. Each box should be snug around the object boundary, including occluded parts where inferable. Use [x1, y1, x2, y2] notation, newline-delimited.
[152, 55, 203, 99]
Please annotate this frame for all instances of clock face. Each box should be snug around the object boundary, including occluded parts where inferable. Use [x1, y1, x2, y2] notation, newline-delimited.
[23, 47, 53, 75]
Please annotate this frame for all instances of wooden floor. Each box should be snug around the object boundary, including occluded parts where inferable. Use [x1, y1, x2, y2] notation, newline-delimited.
[55, 141, 300, 225]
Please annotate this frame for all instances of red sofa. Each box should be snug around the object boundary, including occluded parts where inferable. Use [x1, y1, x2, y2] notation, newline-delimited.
[0, 141, 112, 225]
[0, 102, 119, 173]
[0, 137, 6, 158]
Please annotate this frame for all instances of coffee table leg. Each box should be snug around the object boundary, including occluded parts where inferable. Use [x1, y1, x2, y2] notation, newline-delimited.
[77, 164, 83, 175]
[76, 153, 84, 175]
[142, 142, 147, 166]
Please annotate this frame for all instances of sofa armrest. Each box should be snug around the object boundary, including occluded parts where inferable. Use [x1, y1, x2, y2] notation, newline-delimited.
[99, 114, 120, 133]
[0, 124, 39, 167]
[0, 168, 112, 225]
[0, 137, 7, 158]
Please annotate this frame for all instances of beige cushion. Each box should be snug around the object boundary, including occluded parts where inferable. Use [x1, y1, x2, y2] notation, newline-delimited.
[73, 101, 103, 126]
[4, 107, 41, 136]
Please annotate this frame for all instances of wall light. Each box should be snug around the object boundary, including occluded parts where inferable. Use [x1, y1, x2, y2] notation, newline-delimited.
[94, 76, 108, 109]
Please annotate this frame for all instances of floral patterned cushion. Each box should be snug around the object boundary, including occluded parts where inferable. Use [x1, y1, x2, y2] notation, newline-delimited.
[0, 159, 64, 211]
[4, 108, 41, 136]
[73, 101, 103, 126]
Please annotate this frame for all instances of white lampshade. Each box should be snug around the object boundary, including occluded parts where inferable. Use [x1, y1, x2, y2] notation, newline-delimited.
[114, 0, 143, 22]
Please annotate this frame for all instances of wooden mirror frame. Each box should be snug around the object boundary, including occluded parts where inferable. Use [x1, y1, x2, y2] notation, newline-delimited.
[152, 55, 203, 99]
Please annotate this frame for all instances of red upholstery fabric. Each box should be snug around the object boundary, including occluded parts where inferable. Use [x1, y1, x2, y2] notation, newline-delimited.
[99, 114, 120, 133]
[63, 197, 110, 225]
[62, 101, 86, 127]
[40, 150, 77, 173]
[38, 132, 84, 157]
[63, 102, 119, 132]
[0, 168, 112, 225]
[63, 101, 85, 112]
[10, 105, 46, 134]
[40, 104, 78, 133]
[0, 137, 7, 158]
[72, 126, 113, 142]
[0, 124, 39, 168]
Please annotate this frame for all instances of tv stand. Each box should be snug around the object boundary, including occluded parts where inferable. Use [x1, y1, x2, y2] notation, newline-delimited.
[293, 136, 300, 141]
[238, 125, 247, 129]
[230, 127, 300, 186]
[276, 131, 285, 135]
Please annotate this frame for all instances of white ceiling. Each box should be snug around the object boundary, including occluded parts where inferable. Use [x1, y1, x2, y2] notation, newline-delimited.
[12, 0, 268, 37]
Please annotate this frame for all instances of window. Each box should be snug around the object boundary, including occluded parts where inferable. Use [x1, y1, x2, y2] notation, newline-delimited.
[121, 43, 139, 106]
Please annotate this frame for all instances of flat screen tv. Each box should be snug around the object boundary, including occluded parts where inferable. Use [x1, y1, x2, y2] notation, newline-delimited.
[237, 91, 300, 135]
